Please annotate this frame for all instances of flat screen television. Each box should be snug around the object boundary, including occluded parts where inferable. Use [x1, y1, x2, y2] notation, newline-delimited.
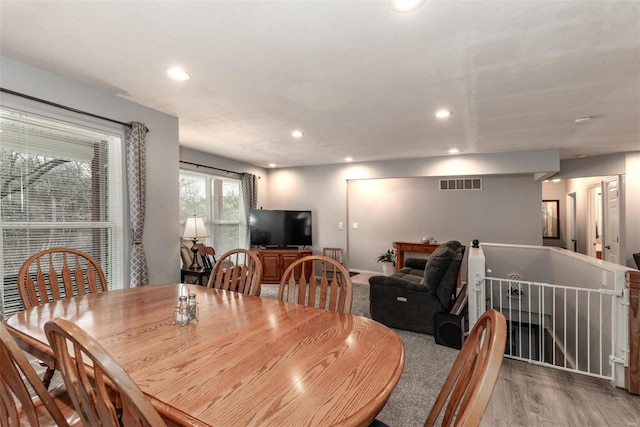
[249, 209, 312, 247]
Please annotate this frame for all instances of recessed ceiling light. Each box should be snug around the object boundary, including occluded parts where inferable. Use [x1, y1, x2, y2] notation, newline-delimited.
[390, 0, 425, 13]
[448, 148, 460, 154]
[552, 178, 562, 183]
[575, 116, 591, 125]
[166, 67, 190, 81]
[435, 110, 452, 119]
[576, 154, 588, 159]
[268, 163, 276, 168]
[291, 130, 303, 138]
[345, 157, 353, 162]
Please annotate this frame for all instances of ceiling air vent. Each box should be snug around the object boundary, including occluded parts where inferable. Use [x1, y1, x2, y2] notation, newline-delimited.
[439, 178, 482, 191]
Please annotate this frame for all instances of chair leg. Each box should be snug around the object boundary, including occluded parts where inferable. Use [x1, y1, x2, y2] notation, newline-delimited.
[42, 366, 55, 389]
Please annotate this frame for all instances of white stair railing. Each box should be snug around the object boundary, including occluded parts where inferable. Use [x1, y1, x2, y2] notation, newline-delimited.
[466, 241, 630, 388]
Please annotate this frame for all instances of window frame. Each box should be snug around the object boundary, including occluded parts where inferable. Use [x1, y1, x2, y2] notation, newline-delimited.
[0, 100, 127, 319]
[179, 169, 245, 254]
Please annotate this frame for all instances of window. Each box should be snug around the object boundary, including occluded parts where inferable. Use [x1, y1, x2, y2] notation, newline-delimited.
[0, 107, 124, 319]
[179, 170, 244, 255]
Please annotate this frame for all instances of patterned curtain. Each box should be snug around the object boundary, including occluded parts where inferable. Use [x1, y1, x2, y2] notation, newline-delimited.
[241, 173, 258, 248]
[126, 122, 149, 287]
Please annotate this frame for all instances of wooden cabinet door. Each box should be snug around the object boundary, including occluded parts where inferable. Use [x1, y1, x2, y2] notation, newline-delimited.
[283, 251, 313, 280]
[256, 249, 313, 283]
[282, 254, 301, 279]
[261, 253, 281, 282]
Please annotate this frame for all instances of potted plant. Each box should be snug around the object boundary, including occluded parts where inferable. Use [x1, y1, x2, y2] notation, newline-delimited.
[376, 249, 396, 276]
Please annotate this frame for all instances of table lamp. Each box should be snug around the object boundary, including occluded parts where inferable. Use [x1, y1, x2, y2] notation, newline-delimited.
[182, 216, 209, 269]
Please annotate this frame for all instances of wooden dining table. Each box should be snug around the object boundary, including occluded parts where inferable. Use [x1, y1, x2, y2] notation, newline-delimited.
[5, 284, 405, 426]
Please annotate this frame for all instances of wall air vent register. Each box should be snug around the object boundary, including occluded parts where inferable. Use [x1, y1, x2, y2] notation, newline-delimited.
[439, 178, 482, 191]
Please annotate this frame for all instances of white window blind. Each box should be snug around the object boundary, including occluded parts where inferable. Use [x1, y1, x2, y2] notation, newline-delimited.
[0, 107, 124, 319]
[179, 170, 244, 256]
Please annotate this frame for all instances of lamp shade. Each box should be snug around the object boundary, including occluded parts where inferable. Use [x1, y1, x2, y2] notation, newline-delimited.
[182, 216, 209, 239]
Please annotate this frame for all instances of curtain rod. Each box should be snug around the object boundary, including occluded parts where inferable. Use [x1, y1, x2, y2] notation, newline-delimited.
[1, 87, 133, 129]
[180, 160, 244, 176]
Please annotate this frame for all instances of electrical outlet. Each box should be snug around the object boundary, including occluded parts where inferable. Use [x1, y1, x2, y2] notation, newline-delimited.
[352, 222, 359, 229]
[338, 222, 344, 230]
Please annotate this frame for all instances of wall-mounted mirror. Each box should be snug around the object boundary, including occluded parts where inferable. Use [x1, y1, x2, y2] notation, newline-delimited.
[542, 200, 559, 239]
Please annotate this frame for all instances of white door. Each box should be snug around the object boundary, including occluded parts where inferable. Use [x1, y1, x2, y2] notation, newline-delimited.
[603, 177, 620, 264]
[587, 185, 601, 258]
[567, 192, 577, 252]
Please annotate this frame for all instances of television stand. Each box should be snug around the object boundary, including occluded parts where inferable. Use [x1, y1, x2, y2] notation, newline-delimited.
[253, 248, 312, 283]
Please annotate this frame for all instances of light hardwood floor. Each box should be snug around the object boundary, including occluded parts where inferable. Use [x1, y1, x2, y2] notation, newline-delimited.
[483, 359, 640, 426]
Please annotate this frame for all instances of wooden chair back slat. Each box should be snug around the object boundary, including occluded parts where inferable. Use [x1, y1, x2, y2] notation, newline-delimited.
[0, 322, 71, 427]
[18, 247, 108, 309]
[37, 258, 51, 304]
[278, 255, 353, 313]
[424, 309, 507, 427]
[329, 273, 339, 310]
[46, 256, 62, 302]
[61, 253, 74, 298]
[73, 254, 87, 296]
[25, 275, 37, 308]
[307, 264, 317, 307]
[44, 318, 166, 427]
[207, 249, 262, 296]
[282, 275, 296, 304]
[297, 264, 310, 306]
[238, 265, 253, 294]
[87, 264, 99, 293]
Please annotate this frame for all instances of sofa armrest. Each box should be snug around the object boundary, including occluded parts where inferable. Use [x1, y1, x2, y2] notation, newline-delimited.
[369, 277, 447, 335]
[369, 275, 429, 292]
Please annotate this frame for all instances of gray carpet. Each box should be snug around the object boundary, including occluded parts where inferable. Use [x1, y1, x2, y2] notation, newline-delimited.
[260, 279, 459, 426]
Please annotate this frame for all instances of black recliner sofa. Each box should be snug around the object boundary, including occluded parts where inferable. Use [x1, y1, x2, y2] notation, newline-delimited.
[368, 240, 465, 335]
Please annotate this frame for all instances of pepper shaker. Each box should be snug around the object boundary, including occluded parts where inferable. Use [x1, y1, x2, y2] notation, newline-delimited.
[188, 292, 199, 321]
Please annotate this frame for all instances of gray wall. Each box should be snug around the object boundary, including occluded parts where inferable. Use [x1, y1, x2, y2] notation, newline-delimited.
[348, 176, 542, 272]
[1, 55, 180, 285]
[267, 151, 556, 274]
[266, 150, 640, 274]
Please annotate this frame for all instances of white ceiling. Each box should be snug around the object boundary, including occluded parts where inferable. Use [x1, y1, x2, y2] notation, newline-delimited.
[1, 1, 639, 168]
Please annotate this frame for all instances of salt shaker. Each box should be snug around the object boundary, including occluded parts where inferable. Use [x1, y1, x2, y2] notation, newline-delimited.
[173, 295, 189, 325]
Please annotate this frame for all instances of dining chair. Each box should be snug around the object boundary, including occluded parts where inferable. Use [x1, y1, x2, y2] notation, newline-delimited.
[424, 309, 507, 427]
[206, 248, 262, 296]
[322, 247, 343, 263]
[196, 243, 217, 271]
[278, 255, 353, 313]
[18, 247, 108, 388]
[0, 322, 79, 427]
[322, 247, 343, 280]
[18, 247, 108, 309]
[44, 317, 167, 427]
